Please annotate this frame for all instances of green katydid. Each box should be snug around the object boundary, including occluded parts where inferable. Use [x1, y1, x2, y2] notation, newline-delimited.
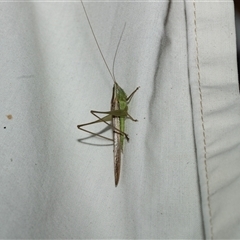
[78, 0, 139, 186]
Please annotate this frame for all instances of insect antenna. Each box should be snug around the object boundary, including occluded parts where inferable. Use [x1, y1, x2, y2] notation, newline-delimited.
[112, 23, 126, 84]
[81, 1, 127, 85]
[81, 0, 115, 82]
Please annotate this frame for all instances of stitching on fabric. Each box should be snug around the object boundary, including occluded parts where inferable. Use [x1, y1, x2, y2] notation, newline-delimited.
[193, 2, 213, 239]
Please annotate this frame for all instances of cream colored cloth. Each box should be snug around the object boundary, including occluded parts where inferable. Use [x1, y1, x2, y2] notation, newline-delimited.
[0, 1, 239, 239]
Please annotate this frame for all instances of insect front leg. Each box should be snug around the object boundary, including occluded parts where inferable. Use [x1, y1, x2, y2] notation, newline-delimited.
[127, 86, 140, 103]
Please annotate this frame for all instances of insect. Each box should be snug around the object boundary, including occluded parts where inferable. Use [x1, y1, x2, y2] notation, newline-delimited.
[78, 0, 139, 186]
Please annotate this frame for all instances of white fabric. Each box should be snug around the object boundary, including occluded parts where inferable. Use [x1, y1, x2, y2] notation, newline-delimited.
[0, 0, 239, 239]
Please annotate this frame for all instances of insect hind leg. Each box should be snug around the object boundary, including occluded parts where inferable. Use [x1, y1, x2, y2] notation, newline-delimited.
[91, 110, 129, 141]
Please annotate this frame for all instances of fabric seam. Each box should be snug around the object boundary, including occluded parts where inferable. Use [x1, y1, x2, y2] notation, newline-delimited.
[193, 2, 213, 239]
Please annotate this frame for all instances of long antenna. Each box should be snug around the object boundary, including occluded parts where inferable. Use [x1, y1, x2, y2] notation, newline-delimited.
[112, 23, 126, 83]
[81, 0, 115, 83]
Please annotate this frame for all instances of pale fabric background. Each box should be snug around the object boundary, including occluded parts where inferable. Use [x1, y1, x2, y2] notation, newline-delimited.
[0, 0, 240, 239]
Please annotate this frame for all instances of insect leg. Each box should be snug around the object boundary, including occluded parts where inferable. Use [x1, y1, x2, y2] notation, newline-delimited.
[77, 114, 113, 141]
[91, 110, 129, 140]
[127, 86, 140, 103]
